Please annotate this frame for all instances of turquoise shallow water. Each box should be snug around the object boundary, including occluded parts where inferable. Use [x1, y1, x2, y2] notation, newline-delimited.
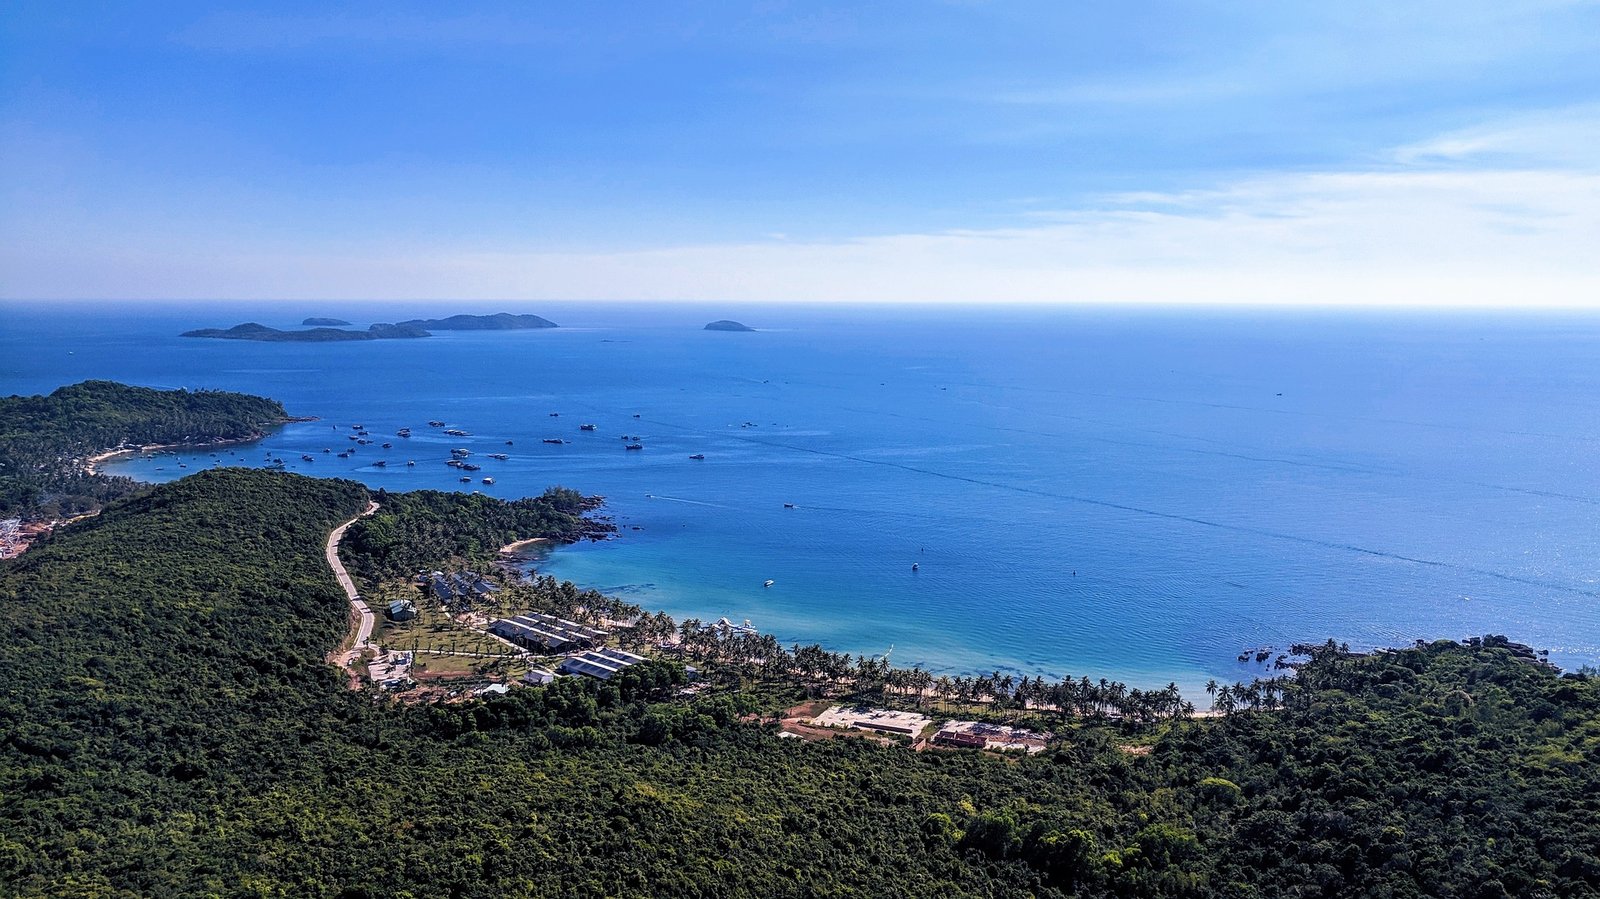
[6, 301, 1600, 693]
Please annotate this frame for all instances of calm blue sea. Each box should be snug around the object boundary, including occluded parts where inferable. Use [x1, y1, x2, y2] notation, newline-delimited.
[5, 301, 1600, 693]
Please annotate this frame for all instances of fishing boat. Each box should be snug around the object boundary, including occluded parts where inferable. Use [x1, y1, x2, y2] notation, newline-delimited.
[301, 454, 314, 462]
[688, 453, 705, 460]
[460, 476, 472, 483]
[579, 423, 597, 431]
[451, 448, 471, 456]
[444, 428, 470, 437]
[487, 453, 509, 460]
[624, 443, 643, 450]
[427, 420, 445, 427]
[373, 460, 387, 467]
[482, 477, 494, 485]
[783, 503, 795, 509]
[548, 412, 560, 417]
[321, 448, 331, 453]
[396, 428, 411, 438]
[446, 459, 462, 467]
[543, 438, 564, 445]
[406, 460, 416, 466]
[381, 442, 392, 449]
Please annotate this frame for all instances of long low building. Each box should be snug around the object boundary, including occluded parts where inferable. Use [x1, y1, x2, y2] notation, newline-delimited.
[489, 613, 610, 652]
[558, 647, 648, 680]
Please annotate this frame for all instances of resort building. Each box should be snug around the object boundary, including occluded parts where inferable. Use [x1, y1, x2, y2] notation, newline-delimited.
[386, 599, 417, 621]
[557, 647, 648, 680]
[522, 668, 556, 686]
[932, 721, 1052, 753]
[488, 612, 609, 652]
[810, 706, 933, 738]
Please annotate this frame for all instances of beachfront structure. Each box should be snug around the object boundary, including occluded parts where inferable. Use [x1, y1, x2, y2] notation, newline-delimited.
[558, 647, 648, 681]
[488, 612, 609, 652]
[810, 706, 932, 737]
[932, 721, 1052, 753]
[419, 570, 500, 610]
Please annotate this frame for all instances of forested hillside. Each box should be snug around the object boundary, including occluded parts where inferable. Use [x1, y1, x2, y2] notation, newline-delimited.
[1, 468, 1597, 897]
[0, 380, 289, 519]
[339, 485, 610, 583]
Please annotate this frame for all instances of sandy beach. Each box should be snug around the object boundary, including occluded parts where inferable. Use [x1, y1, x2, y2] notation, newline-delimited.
[499, 536, 550, 554]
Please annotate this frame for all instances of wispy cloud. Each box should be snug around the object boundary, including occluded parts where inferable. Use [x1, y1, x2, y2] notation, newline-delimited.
[8, 115, 1596, 307]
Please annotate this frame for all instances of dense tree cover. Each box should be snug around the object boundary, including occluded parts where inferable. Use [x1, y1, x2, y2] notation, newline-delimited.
[2, 469, 1598, 898]
[0, 381, 288, 519]
[338, 485, 611, 583]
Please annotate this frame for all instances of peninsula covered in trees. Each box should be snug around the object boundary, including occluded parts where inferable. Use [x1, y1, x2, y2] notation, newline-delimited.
[181, 312, 559, 342]
[0, 384, 1596, 897]
[0, 380, 290, 520]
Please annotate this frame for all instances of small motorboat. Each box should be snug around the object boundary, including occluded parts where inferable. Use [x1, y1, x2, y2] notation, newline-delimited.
[460, 476, 472, 483]
[543, 438, 565, 445]
[482, 477, 494, 485]
[783, 503, 795, 509]
[406, 460, 416, 466]
[763, 579, 775, 588]
[911, 563, 919, 571]
[373, 460, 387, 467]
[580, 423, 597, 431]
[427, 420, 444, 427]
[624, 443, 643, 451]
[381, 442, 392, 449]
[688, 453, 705, 460]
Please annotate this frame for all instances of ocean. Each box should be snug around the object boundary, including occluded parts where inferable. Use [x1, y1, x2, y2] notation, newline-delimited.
[5, 301, 1599, 693]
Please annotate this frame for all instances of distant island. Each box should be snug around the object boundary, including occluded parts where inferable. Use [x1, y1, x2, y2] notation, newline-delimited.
[182, 313, 560, 342]
[181, 322, 429, 342]
[705, 320, 756, 332]
[395, 312, 558, 331]
[301, 317, 352, 326]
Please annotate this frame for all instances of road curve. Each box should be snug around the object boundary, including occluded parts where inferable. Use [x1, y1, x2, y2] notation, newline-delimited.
[328, 500, 380, 678]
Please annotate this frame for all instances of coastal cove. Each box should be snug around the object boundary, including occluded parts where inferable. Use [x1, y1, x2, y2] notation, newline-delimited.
[6, 301, 1600, 692]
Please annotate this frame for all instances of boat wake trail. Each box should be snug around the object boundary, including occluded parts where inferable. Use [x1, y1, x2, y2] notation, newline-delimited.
[644, 494, 726, 508]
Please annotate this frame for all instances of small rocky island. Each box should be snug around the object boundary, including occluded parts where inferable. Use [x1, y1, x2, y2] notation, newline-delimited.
[182, 313, 559, 342]
[704, 320, 756, 332]
[301, 317, 352, 326]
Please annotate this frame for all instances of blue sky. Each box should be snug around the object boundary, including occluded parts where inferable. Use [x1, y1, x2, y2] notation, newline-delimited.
[3, 1, 1598, 304]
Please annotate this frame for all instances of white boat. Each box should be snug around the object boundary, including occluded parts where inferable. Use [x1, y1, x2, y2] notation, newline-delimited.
[763, 579, 775, 588]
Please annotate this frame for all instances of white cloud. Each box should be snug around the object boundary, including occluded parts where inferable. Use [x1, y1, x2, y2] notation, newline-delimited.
[4, 110, 1599, 307]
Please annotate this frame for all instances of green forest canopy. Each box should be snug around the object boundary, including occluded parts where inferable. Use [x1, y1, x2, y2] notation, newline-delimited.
[2, 467, 1597, 898]
[0, 380, 288, 520]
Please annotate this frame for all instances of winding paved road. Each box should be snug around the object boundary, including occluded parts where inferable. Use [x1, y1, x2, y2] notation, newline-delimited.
[328, 500, 380, 678]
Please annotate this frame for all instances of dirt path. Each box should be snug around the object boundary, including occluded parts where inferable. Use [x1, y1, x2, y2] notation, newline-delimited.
[328, 500, 380, 686]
